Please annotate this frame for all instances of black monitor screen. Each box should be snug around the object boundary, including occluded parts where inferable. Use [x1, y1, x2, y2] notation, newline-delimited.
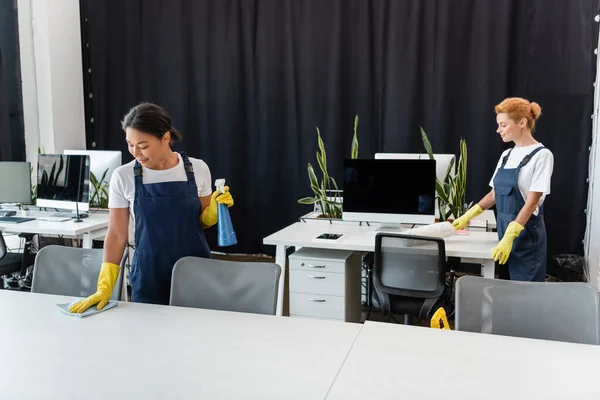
[37, 154, 90, 203]
[343, 159, 436, 215]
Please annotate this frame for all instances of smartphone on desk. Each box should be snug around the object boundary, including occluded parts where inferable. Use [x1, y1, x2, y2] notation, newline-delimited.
[313, 233, 344, 241]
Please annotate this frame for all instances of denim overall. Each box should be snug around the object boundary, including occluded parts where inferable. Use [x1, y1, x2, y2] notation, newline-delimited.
[130, 152, 211, 304]
[493, 146, 547, 282]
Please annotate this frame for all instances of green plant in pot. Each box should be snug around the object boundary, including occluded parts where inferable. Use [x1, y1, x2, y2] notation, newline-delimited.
[89, 169, 110, 209]
[298, 115, 360, 218]
[420, 126, 471, 221]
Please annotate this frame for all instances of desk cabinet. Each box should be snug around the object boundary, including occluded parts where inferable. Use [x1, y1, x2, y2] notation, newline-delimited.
[288, 248, 361, 322]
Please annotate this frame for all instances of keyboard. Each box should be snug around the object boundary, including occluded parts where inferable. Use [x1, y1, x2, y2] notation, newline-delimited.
[35, 216, 71, 222]
[0, 216, 36, 224]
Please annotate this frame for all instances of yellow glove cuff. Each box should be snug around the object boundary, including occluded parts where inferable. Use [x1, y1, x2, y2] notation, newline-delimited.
[98, 262, 120, 294]
[465, 204, 484, 219]
[505, 221, 524, 238]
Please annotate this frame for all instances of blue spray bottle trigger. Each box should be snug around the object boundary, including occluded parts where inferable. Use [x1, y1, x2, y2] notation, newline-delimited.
[215, 179, 237, 247]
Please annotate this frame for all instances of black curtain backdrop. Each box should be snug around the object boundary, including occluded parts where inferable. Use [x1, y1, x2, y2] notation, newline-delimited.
[0, 0, 24, 162]
[81, 0, 598, 260]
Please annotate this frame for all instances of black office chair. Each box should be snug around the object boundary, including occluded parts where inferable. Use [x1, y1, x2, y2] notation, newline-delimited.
[370, 233, 453, 324]
[0, 232, 25, 288]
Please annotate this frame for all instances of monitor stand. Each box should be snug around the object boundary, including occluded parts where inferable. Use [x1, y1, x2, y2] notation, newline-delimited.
[373, 223, 405, 234]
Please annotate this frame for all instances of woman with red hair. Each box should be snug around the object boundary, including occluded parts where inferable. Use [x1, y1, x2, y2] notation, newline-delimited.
[452, 97, 554, 281]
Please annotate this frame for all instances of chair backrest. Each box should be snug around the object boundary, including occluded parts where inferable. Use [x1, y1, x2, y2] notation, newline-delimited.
[455, 276, 600, 345]
[0, 231, 8, 260]
[31, 245, 125, 300]
[373, 233, 447, 299]
[170, 256, 281, 315]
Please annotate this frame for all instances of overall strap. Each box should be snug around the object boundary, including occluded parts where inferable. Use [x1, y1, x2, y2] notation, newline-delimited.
[178, 151, 195, 178]
[133, 161, 143, 178]
[518, 146, 546, 168]
[501, 149, 513, 167]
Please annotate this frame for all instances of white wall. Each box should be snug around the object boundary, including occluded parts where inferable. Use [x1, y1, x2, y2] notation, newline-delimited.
[584, 17, 600, 292]
[17, 0, 86, 170]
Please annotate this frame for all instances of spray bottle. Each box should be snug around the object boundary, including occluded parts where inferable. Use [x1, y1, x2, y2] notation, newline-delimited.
[215, 178, 238, 247]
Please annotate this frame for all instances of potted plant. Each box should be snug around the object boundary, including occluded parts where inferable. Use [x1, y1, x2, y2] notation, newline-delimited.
[420, 126, 470, 221]
[298, 115, 360, 218]
[89, 169, 110, 209]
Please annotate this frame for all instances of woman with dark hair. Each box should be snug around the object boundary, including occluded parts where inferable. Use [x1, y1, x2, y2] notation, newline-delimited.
[70, 103, 233, 311]
[452, 97, 554, 281]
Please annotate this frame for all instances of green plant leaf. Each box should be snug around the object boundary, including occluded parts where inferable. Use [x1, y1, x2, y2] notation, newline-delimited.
[99, 168, 109, 185]
[90, 171, 98, 187]
[316, 127, 327, 172]
[351, 115, 359, 159]
[444, 158, 455, 182]
[420, 126, 435, 160]
[307, 163, 321, 195]
[298, 197, 319, 205]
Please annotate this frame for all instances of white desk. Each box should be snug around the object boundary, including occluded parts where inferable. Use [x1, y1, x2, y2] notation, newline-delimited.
[264, 221, 499, 316]
[326, 321, 600, 399]
[0, 291, 363, 400]
[0, 212, 109, 248]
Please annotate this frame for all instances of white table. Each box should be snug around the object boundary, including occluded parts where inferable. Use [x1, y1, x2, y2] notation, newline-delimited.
[264, 221, 499, 316]
[0, 211, 109, 248]
[0, 291, 363, 400]
[326, 321, 600, 400]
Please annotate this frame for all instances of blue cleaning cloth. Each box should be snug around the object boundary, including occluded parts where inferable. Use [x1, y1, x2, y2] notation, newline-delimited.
[55, 300, 118, 318]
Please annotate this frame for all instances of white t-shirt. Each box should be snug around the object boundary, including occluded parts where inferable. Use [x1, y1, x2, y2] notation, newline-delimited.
[489, 143, 554, 216]
[108, 153, 213, 222]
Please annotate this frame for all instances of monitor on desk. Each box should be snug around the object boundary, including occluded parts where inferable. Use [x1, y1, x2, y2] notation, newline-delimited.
[36, 154, 91, 212]
[0, 162, 32, 205]
[343, 159, 436, 226]
[64, 149, 122, 193]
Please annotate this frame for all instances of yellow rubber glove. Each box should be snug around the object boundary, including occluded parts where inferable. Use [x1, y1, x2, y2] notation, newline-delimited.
[451, 204, 484, 230]
[69, 262, 120, 313]
[491, 221, 524, 265]
[430, 307, 451, 330]
[201, 186, 234, 228]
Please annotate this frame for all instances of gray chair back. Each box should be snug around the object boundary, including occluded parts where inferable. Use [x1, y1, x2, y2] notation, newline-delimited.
[170, 256, 281, 315]
[31, 245, 125, 300]
[0, 231, 8, 260]
[456, 276, 600, 345]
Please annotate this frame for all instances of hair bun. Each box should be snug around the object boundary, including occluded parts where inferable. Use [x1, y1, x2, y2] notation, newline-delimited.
[530, 102, 542, 120]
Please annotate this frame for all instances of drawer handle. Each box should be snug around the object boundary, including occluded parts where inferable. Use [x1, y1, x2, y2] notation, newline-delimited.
[301, 262, 326, 269]
[308, 275, 326, 279]
[308, 298, 326, 302]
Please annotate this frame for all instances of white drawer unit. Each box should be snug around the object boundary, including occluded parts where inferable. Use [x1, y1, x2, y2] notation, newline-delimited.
[288, 248, 361, 322]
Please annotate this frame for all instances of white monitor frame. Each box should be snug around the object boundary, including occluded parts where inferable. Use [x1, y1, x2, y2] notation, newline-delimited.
[36, 154, 90, 212]
[374, 153, 456, 183]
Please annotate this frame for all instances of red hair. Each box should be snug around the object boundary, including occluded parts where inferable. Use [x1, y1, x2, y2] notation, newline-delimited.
[495, 97, 542, 131]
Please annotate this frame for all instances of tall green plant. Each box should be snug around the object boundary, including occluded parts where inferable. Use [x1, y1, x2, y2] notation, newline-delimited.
[420, 126, 470, 221]
[298, 115, 360, 218]
[90, 169, 110, 208]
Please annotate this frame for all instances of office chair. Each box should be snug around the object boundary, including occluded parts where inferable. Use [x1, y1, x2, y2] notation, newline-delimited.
[170, 257, 281, 315]
[371, 233, 453, 324]
[455, 276, 600, 345]
[0, 232, 25, 288]
[31, 245, 126, 300]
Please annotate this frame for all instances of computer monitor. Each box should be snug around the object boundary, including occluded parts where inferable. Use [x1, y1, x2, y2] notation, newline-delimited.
[0, 162, 32, 204]
[343, 159, 436, 225]
[374, 153, 455, 183]
[63, 149, 122, 187]
[36, 154, 91, 212]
